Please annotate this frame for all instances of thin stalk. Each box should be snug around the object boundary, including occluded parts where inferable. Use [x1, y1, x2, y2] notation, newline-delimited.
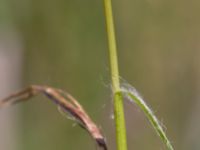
[103, 0, 127, 150]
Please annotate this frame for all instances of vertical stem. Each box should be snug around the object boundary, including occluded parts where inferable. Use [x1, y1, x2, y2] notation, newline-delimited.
[103, 0, 127, 150]
[104, 0, 120, 92]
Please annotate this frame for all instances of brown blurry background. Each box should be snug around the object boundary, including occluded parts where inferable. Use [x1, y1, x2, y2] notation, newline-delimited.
[0, 0, 200, 150]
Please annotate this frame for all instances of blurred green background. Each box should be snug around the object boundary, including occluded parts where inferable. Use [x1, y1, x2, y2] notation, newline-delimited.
[0, 0, 200, 150]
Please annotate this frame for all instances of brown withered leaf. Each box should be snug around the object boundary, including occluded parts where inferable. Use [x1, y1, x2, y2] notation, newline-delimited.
[0, 85, 107, 150]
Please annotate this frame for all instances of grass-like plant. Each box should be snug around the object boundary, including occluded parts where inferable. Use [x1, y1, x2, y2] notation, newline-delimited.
[103, 0, 174, 150]
[0, 1, 174, 150]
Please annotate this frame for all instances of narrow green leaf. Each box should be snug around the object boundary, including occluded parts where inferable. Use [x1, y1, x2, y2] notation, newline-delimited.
[121, 84, 174, 150]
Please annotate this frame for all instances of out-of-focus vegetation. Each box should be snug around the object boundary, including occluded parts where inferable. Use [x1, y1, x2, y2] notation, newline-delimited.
[1, 0, 200, 150]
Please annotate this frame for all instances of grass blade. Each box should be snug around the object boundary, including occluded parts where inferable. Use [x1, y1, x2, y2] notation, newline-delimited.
[121, 84, 174, 150]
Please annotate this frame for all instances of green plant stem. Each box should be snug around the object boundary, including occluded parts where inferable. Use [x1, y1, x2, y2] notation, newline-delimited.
[103, 0, 127, 150]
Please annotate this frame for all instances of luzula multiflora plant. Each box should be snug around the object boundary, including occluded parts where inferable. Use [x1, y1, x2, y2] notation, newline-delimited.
[104, 0, 174, 150]
[0, 1, 174, 150]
